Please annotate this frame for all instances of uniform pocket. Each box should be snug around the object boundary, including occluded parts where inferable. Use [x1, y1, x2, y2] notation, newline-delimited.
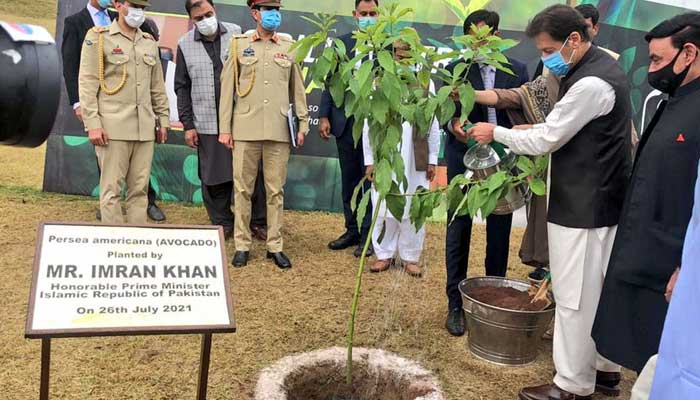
[234, 102, 250, 115]
[238, 56, 258, 89]
[273, 57, 292, 81]
[143, 54, 157, 66]
[107, 54, 129, 65]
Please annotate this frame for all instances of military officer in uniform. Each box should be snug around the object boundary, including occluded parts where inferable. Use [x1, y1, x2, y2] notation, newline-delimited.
[79, 0, 170, 224]
[219, 0, 309, 269]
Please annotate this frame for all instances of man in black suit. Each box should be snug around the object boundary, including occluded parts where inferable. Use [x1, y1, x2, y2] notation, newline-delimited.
[318, 0, 378, 258]
[443, 10, 530, 336]
[61, 0, 166, 222]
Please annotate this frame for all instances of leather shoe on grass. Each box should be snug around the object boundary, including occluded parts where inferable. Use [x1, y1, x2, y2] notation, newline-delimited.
[445, 308, 465, 336]
[267, 251, 292, 269]
[518, 383, 591, 400]
[147, 203, 166, 222]
[251, 225, 268, 241]
[596, 371, 621, 397]
[353, 243, 374, 258]
[370, 259, 392, 273]
[328, 232, 360, 250]
[232, 251, 249, 268]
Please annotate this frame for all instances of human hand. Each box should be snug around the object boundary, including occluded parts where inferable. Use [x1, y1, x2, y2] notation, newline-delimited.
[451, 118, 469, 143]
[296, 132, 306, 147]
[156, 127, 168, 144]
[427, 164, 436, 181]
[219, 133, 233, 150]
[468, 122, 496, 145]
[365, 165, 374, 181]
[88, 128, 108, 146]
[74, 106, 83, 122]
[318, 117, 331, 141]
[185, 129, 199, 149]
[665, 267, 680, 303]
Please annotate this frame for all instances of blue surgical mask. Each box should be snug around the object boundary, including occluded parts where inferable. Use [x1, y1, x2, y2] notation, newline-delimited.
[542, 37, 575, 77]
[97, 0, 112, 9]
[260, 9, 281, 31]
[358, 16, 377, 30]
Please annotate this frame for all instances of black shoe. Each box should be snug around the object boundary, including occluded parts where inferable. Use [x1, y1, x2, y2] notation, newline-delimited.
[232, 251, 249, 268]
[596, 371, 621, 397]
[223, 227, 233, 241]
[445, 308, 465, 337]
[353, 242, 374, 258]
[267, 251, 292, 269]
[528, 267, 548, 283]
[147, 203, 166, 222]
[96, 209, 102, 221]
[328, 232, 360, 250]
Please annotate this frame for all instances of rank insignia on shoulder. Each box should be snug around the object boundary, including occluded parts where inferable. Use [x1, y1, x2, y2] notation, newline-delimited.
[92, 26, 108, 33]
[143, 32, 154, 40]
[243, 46, 255, 57]
[112, 47, 123, 55]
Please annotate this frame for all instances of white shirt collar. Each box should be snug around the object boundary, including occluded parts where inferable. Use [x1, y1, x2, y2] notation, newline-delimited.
[86, 2, 105, 17]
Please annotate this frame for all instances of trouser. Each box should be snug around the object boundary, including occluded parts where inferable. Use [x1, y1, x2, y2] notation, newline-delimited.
[631, 355, 657, 400]
[336, 128, 372, 239]
[445, 210, 513, 310]
[233, 141, 289, 252]
[201, 166, 267, 230]
[95, 140, 154, 224]
[549, 223, 621, 396]
[372, 216, 426, 263]
[95, 148, 158, 205]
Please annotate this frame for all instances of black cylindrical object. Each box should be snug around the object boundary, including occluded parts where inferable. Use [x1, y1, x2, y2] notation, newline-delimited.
[0, 25, 61, 148]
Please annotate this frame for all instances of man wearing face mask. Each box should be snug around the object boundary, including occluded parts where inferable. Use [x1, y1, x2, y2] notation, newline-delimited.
[320, 0, 378, 258]
[174, 0, 268, 241]
[469, 5, 632, 400]
[219, 0, 309, 269]
[592, 11, 700, 383]
[61, 0, 166, 223]
[79, 0, 170, 225]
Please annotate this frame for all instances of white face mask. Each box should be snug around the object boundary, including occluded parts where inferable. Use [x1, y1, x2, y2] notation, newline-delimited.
[124, 7, 145, 28]
[196, 15, 218, 37]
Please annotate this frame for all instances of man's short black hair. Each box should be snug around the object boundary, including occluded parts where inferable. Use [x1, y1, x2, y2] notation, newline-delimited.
[526, 5, 591, 42]
[463, 10, 500, 35]
[355, 0, 378, 8]
[185, 0, 214, 16]
[575, 4, 600, 26]
[645, 12, 700, 50]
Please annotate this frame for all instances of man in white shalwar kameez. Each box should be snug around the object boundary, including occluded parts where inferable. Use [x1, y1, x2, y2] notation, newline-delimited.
[362, 80, 440, 278]
[470, 6, 632, 400]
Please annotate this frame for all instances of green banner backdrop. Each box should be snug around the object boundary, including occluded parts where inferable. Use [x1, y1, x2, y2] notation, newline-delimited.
[45, 0, 698, 211]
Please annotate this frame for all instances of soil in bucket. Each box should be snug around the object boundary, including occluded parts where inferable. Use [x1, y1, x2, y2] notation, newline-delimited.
[468, 286, 550, 311]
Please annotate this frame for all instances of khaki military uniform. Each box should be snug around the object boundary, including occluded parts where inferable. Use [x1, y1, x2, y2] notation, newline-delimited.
[79, 20, 169, 224]
[219, 30, 309, 252]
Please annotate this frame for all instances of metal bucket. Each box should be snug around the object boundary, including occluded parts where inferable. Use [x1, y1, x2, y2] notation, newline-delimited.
[458, 277, 555, 366]
[463, 145, 531, 215]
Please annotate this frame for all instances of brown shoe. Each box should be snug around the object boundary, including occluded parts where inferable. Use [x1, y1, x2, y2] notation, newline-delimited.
[595, 371, 621, 397]
[370, 259, 392, 273]
[518, 384, 591, 400]
[251, 225, 268, 241]
[403, 262, 422, 278]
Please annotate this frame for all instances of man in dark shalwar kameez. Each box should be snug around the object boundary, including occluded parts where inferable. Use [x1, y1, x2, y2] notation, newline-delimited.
[593, 12, 700, 376]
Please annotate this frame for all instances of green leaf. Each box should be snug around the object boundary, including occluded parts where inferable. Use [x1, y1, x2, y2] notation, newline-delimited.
[436, 85, 453, 104]
[352, 118, 364, 148]
[409, 189, 423, 224]
[392, 153, 406, 189]
[375, 159, 393, 196]
[529, 178, 547, 196]
[355, 188, 371, 235]
[386, 184, 406, 221]
[458, 83, 476, 123]
[329, 73, 345, 108]
[486, 171, 508, 195]
[377, 220, 387, 244]
[516, 156, 535, 175]
[377, 50, 395, 73]
[481, 189, 500, 218]
[452, 63, 468, 84]
[350, 176, 367, 213]
[381, 125, 402, 155]
[466, 184, 481, 218]
[371, 95, 390, 125]
[380, 74, 402, 106]
[333, 38, 347, 59]
[535, 155, 549, 175]
[437, 100, 456, 125]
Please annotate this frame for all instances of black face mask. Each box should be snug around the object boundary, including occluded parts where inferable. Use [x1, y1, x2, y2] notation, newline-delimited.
[648, 49, 692, 95]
